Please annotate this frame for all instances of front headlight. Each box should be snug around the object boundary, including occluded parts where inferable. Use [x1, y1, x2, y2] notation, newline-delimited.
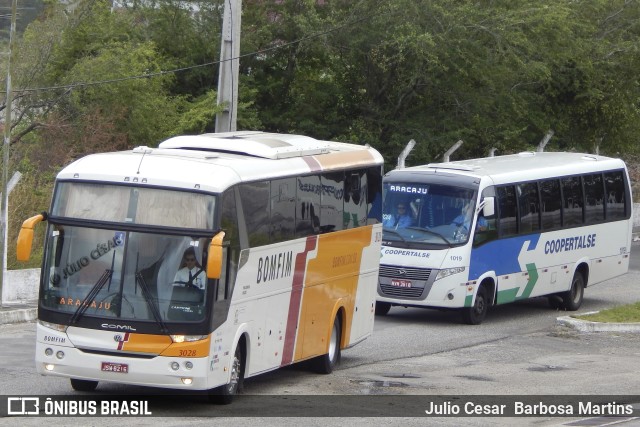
[38, 320, 68, 333]
[435, 267, 465, 281]
[170, 335, 207, 343]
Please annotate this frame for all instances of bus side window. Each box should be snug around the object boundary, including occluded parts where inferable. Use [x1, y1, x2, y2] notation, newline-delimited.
[473, 189, 497, 247]
[604, 171, 626, 220]
[211, 189, 239, 331]
[271, 178, 296, 243]
[517, 182, 540, 234]
[296, 175, 321, 237]
[497, 185, 518, 237]
[561, 176, 584, 227]
[540, 179, 562, 230]
[366, 166, 382, 225]
[344, 170, 367, 229]
[583, 173, 604, 223]
[239, 181, 270, 246]
[320, 171, 345, 233]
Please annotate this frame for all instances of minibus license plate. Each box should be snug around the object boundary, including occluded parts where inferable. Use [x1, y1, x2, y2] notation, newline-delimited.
[101, 362, 128, 373]
[391, 279, 411, 288]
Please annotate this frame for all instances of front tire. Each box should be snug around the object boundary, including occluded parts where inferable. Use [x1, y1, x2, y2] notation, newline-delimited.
[462, 286, 488, 325]
[210, 342, 244, 404]
[561, 271, 585, 311]
[70, 378, 98, 392]
[375, 301, 391, 316]
[315, 316, 341, 374]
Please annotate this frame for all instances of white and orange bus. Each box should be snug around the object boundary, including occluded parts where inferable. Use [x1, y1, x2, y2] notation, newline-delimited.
[17, 131, 383, 403]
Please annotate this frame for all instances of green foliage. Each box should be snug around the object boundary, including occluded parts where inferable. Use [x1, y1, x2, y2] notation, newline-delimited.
[63, 41, 179, 147]
[5, 0, 640, 270]
[574, 302, 640, 323]
[173, 90, 221, 135]
[139, 0, 224, 97]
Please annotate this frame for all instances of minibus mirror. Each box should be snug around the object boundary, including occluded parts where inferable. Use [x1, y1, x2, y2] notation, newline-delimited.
[206, 231, 226, 279]
[17, 214, 46, 261]
[482, 197, 495, 217]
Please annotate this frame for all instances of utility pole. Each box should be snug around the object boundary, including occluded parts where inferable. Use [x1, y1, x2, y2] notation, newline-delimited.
[215, 0, 241, 133]
[1, 0, 18, 306]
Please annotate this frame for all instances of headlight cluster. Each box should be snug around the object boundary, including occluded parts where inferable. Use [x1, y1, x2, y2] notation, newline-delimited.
[435, 267, 465, 281]
[170, 335, 206, 343]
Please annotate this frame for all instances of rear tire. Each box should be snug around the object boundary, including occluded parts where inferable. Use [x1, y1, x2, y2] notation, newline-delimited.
[315, 316, 341, 374]
[561, 271, 585, 311]
[70, 378, 98, 392]
[375, 301, 391, 316]
[462, 286, 488, 325]
[209, 342, 244, 404]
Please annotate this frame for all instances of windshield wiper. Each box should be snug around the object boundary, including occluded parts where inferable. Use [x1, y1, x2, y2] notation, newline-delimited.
[135, 272, 169, 334]
[404, 226, 452, 246]
[70, 269, 113, 324]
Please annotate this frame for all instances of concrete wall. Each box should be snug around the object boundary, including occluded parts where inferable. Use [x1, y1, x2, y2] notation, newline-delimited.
[2, 268, 40, 304]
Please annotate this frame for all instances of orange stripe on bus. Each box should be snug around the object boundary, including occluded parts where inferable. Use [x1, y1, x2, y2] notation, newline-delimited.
[294, 226, 373, 361]
[280, 235, 318, 366]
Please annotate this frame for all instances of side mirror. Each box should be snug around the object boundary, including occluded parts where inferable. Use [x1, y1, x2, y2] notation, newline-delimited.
[17, 214, 46, 261]
[206, 231, 226, 279]
[482, 197, 495, 217]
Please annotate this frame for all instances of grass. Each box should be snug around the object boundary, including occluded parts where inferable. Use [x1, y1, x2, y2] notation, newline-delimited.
[573, 302, 640, 323]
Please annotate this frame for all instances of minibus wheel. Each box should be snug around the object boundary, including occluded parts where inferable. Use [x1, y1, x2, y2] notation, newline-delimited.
[70, 378, 98, 392]
[462, 286, 488, 325]
[561, 271, 584, 311]
[375, 302, 391, 316]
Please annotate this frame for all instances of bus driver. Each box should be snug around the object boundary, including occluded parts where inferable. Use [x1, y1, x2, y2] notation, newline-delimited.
[173, 247, 206, 289]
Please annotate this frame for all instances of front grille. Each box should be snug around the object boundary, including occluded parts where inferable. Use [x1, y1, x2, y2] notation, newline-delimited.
[379, 284, 425, 298]
[379, 264, 432, 281]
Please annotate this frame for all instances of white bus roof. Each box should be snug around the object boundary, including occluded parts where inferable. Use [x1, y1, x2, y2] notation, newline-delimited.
[56, 132, 383, 193]
[391, 152, 626, 185]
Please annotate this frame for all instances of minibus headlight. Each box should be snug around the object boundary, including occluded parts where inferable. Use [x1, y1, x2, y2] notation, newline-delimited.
[435, 267, 465, 281]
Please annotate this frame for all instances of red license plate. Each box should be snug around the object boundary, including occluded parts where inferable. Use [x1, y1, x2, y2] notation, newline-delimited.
[391, 279, 412, 288]
[101, 362, 129, 373]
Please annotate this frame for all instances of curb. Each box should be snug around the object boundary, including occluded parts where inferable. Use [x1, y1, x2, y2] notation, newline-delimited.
[557, 313, 640, 333]
[0, 307, 38, 325]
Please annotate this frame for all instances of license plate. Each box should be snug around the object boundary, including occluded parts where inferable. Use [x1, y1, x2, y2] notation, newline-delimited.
[101, 362, 129, 373]
[391, 279, 412, 288]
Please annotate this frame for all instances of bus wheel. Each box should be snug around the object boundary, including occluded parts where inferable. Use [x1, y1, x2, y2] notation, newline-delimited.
[210, 343, 244, 404]
[315, 316, 342, 374]
[375, 302, 391, 316]
[561, 271, 585, 311]
[462, 286, 488, 325]
[70, 378, 98, 392]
